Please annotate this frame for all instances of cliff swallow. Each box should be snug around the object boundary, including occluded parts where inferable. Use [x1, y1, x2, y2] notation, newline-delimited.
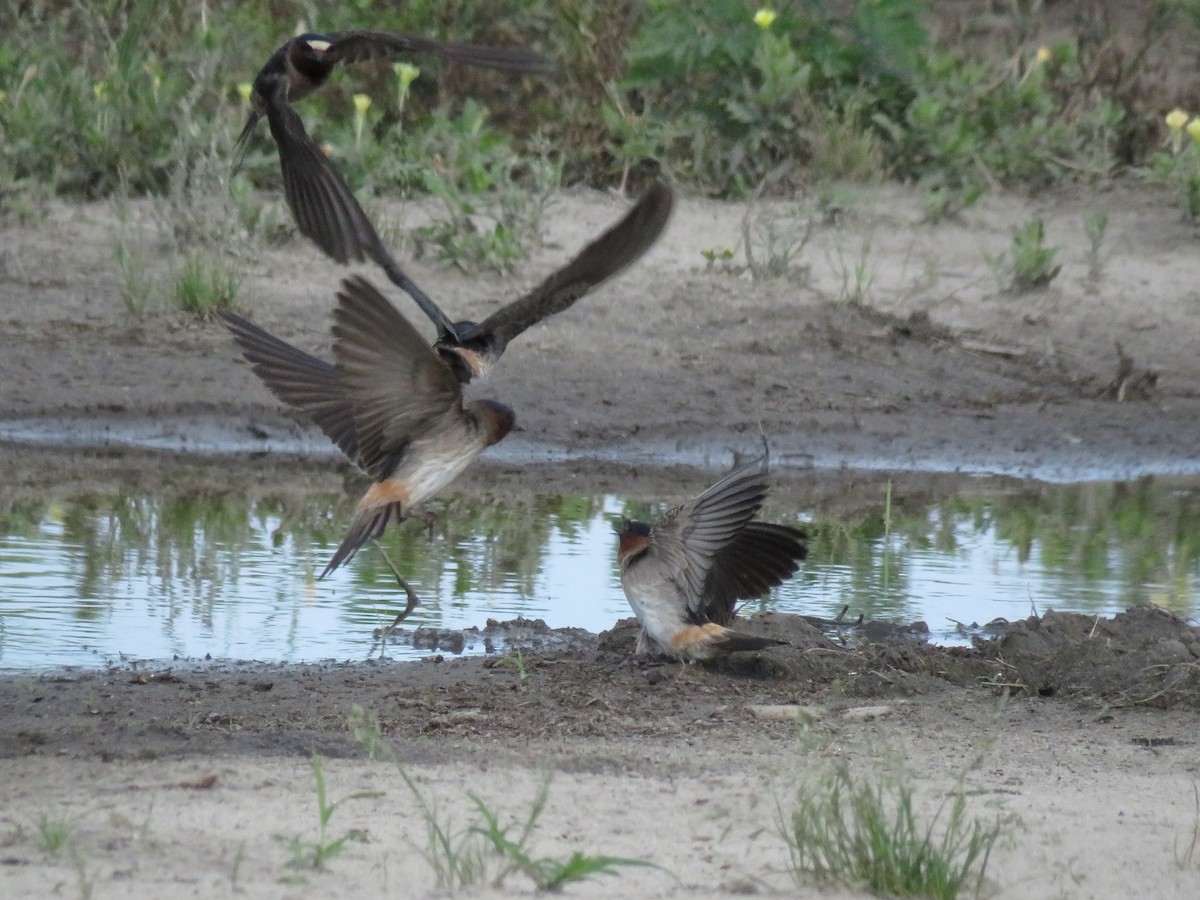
[232, 31, 553, 340]
[614, 452, 807, 661]
[219, 275, 514, 577]
[433, 180, 675, 384]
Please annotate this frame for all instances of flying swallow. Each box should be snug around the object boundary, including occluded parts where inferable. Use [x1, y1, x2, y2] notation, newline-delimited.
[232, 30, 553, 340]
[219, 275, 514, 577]
[433, 181, 675, 383]
[614, 452, 807, 661]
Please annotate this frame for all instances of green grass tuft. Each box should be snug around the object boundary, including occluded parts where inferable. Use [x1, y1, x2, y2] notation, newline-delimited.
[173, 254, 240, 314]
[779, 763, 1007, 899]
[34, 811, 75, 855]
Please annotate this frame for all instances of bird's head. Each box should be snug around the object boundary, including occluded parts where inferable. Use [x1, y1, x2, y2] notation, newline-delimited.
[285, 33, 337, 95]
[612, 517, 653, 566]
[436, 325, 501, 384]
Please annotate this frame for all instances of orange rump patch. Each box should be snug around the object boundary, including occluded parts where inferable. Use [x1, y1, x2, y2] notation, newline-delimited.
[669, 623, 726, 655]
[357, 479, 411, 512]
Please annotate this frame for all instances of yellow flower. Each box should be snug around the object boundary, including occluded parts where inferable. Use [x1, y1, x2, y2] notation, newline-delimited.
[753, 8, 776, 29]
[1035, 46, 1051, 63]
[1166, 108, 1189, 132]
[93, 81, 109, 102]
[393, 62, 420, 93]
[352, 94, 372, 150]
[237, 82, 252, 104]
[1187, 119, 1200, 143]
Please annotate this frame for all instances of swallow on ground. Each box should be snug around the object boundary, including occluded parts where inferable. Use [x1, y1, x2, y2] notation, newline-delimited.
[232, 30, 553, 340]
[432, 180, 675, 384]
[219, 275, 515, 577]
[614, 451, 807, 662]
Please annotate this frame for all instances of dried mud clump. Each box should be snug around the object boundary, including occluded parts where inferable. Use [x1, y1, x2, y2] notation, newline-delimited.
[600, 607, 1200, 710]
[977, 607, 1200, 708]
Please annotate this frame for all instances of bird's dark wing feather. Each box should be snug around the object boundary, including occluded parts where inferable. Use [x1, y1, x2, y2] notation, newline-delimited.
[328, 30, 554, 74]
[700, 522, 808, 626]
[461, 182, 674, 348]
[331, 276, 462, 481]
[261, 82, 460, 338]
[262, 81, 372, 265]
[231, 110, 260, 177]
[652, 453, 771, 614]
[219, 311, 359, 462]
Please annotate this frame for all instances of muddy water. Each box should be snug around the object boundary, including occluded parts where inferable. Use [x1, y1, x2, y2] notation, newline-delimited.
[2, 456, 1199, 669]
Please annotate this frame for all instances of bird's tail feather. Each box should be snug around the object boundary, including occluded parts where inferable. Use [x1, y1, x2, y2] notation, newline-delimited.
[712, 632, 785, 655]
[670, 623, 785, 660]
[321, 501, 406, 578]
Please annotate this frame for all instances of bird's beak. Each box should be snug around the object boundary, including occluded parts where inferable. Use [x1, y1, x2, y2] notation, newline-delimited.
[231, 110, 260, 177]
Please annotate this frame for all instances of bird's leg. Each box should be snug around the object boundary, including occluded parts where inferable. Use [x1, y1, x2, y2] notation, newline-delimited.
[370, 540, 420, 652]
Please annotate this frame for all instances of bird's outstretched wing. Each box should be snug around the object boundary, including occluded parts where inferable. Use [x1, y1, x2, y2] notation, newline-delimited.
[652, 453, 772, 618]
[331, 276, 462, 481]
[460, 182, 674, 348]
[700, 521, 807, 625]
[260, 80, 461, 338]
[219, 310, 359, 462]
[327, 30, 554, 74]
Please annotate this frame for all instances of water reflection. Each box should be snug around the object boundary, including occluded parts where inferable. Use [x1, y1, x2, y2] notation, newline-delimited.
[2, 475, 1199, 669]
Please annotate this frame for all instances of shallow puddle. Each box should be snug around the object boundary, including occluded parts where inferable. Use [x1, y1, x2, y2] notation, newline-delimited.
[2, 468, 1199, 669]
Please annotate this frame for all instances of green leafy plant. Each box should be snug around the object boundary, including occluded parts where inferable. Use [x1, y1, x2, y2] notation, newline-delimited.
[624, 0, 925, 193]
[469, 775, 658, 891]
[1082, 208, 1109, 284]
[375, 102, 561, 273]
[396, 765, 492, 889]
[881, 42, 1121, 220]
[492, 646, 531, 691]
[989, 217, 1061, 293]
[348, 709, 661, 891]
[276, 752, 378, 871]
[114, 239, 155, 316]
[779, 763, 1006, 899]
[701, 245, 737, 274]
[831, 235, 874, 305]
[1145, 108, 1200, 220]
[741, 203, 814, 283]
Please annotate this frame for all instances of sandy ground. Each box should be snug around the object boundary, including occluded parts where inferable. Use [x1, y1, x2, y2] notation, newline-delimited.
[4, 181, 1200, 897]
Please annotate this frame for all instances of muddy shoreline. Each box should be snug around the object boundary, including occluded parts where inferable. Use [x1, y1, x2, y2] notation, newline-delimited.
[4, 184, 1200, 897]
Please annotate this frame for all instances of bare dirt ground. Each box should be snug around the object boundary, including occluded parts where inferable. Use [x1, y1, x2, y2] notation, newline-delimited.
[4, 182, 1200, 898]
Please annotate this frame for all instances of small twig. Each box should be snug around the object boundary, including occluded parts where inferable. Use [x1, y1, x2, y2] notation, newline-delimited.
[802, 605, 863, 629]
